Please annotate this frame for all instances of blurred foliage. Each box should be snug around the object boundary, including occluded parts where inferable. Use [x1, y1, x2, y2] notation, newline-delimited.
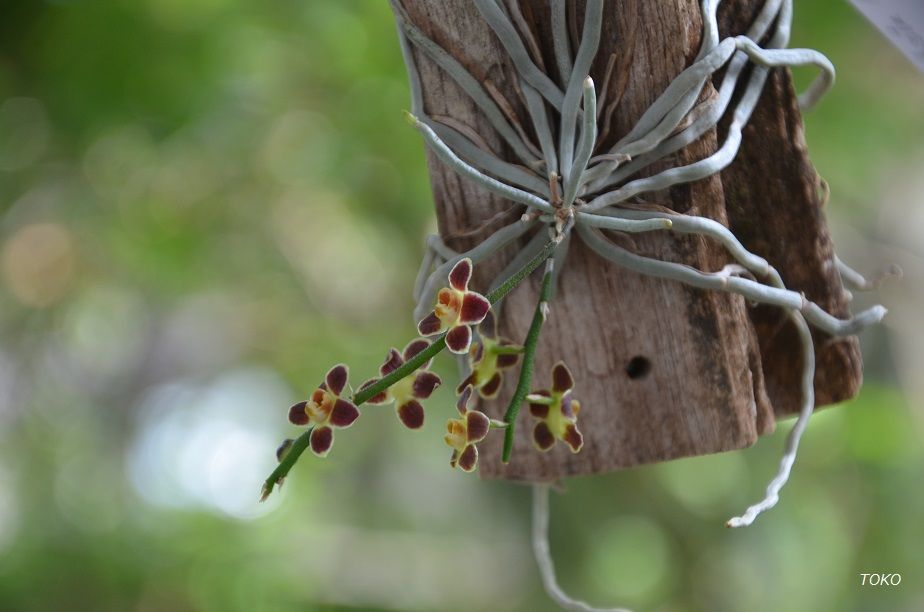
[0, 1, 922, 611]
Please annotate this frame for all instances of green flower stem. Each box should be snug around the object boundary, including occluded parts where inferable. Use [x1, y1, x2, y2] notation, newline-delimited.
[261, 238, 558, 499]
[493, 345, 526, 355]
[261, 428, 313, 501]
[355, 338, 447, 405]
[487, 238, 557, 303]
[501, 259, 554, 463]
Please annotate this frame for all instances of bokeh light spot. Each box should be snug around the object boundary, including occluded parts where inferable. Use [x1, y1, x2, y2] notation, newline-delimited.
[127, 368, 290, 519]
[2, 223, 77, 308]
[585, 515, 675, 603]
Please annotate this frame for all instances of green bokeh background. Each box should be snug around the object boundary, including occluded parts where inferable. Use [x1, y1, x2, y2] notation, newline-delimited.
[1, 1, 922, 611]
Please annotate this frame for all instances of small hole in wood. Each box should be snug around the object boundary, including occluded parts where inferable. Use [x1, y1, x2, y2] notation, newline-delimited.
[625, 356, 651, 380]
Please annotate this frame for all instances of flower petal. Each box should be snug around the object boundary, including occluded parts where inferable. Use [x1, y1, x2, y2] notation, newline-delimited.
[448, 257, 473, 291]
[457, 384, 473, 414]
[403, 338, 432, 368]
[325, 364, 349, 396]
[551, 361, 574, 393]
[417, 312, 444, 336]
[496, 352, 520, 369]
[359, 378, 390, 404]
[412, 371, 441, 399]
[458, 292, 490, 325]
[397, 399, 425, 429]
[456, 373, 476, 396]
[478, 309, 498, 339]
[532, 422, 555, 451]
[470, 342, 485, 364]
[563, 423, 584, 453]
[529, 401, 549, 419]
[480, 372, 503, 398]
[309, 426, 334, 457]
[527, 389, 551, 419]
[379, 348, 404, 376]
[330, 398, 360, 428]
[449, 449, 459, 468]
[457, 444, 478, 472]
[446, 325, 473, 354]
[465, 410, 490, 443]
[287, 400, 310, 425]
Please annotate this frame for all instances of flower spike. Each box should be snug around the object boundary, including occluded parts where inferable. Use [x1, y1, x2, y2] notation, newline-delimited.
[417, 257, 491, 354]
[457, 310, 523, 398]
[526, 361, 583, 453]
[288, 364, 361, 457]
[445, 384, 491, 472]
[360, 339, 442, 429]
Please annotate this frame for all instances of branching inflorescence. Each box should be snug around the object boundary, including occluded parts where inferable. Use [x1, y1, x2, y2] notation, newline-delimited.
[266, 1, 891, 609]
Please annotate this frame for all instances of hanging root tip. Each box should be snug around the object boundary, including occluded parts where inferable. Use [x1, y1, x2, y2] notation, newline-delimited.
[725, 495, 777, 529]
[725, 504, 767, 528]
[803, 302, 888, 335]
[887, 263, 903, 279]
[836, 256, 903, 292]
[403, 110, 420, 127]
[863, 304, 888, 326]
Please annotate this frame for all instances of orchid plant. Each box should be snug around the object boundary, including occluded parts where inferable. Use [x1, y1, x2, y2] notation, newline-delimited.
[263, 0, 895, 609]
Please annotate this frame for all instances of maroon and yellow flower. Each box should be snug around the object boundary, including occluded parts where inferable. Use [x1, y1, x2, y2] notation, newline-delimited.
[444, 385, 491, 472]
[361, 339, 442, 429]
[526, 361, 584, 453]
[457, 310, 522, 398]
[417, 257, 491, 354]
[288, 364, 361, 457]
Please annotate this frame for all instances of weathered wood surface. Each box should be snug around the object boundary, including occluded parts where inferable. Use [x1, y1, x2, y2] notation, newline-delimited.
[716, 4, 863, 416]
[396, 0, 860, 481]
